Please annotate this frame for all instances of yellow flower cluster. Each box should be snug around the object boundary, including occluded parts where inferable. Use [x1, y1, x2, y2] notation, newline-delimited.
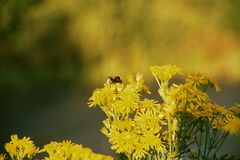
[151, 65, 182, 82]
[89, 73, 167, 159]
[4, 134, 39, 160]
[43, 141, 113, 160]
[168, 73, 240, 133]
[2, 65, 239, 160]
[89, 65, 240, 160]
[1, 134, 113, 160]
[150, 65, 240, 135]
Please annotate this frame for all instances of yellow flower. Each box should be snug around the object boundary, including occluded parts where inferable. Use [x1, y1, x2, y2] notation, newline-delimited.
[139, 98, 159, 110]
[186, 73, 221, 93]
[44, 140, 77, 159]
[213, 118, 225, 129]
[110, 130, 149, 159]
[201, 104, 214, 118]
[110, 131, 138, 154]
[208, 78, 221, 93]
[223, 116, 240, 134]
[0, 154, 6, 160]
[229, 103, 240, 117]
[140, 131, 166, 154]
[132, 142, 148, 159]
[118, 89, 140, 114]
[138, 99, 164, 118]
[151, 65, 181, 82]
[135, 108, 164, 133]
[186, 103, 202, 118]
[88, 86, 115, 108]
[212, 104, 234, 115]
[186, 73, 207, 87]
[5, 134, 39, 160]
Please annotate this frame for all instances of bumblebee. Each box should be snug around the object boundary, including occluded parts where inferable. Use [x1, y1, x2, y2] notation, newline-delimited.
[107, 76, 122, 84]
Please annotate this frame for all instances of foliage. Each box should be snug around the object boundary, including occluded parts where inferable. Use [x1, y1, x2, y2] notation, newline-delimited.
[1, 134, 113, 160]
[1, 1, 240, 89]
[89, 65, 240, 160]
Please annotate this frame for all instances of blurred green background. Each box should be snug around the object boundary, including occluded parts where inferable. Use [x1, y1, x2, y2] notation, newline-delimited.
[0, 0, 240, 158]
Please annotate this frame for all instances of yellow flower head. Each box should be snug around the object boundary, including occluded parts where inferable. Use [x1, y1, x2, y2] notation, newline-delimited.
[186, 73, 221, 93]
[229, 103, 240, 117]
[186, 73, 207, 87]
[151, 65, 181, 82]
[212, 104, 234, 116]
[5, 134, 39, 160]
[88, 86, 116, 108]
[223, 116, 240, 134]
[213, 118, 225, 129]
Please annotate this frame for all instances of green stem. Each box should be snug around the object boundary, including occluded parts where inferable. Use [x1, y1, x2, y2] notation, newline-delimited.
[203, 124, 208, 158]
[168, 113, 172, 158]
[211, 132, 229, 158]
[206, 128, 217, 157]
[154, 76, 161, 89]
[196, 125, 204, 159]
